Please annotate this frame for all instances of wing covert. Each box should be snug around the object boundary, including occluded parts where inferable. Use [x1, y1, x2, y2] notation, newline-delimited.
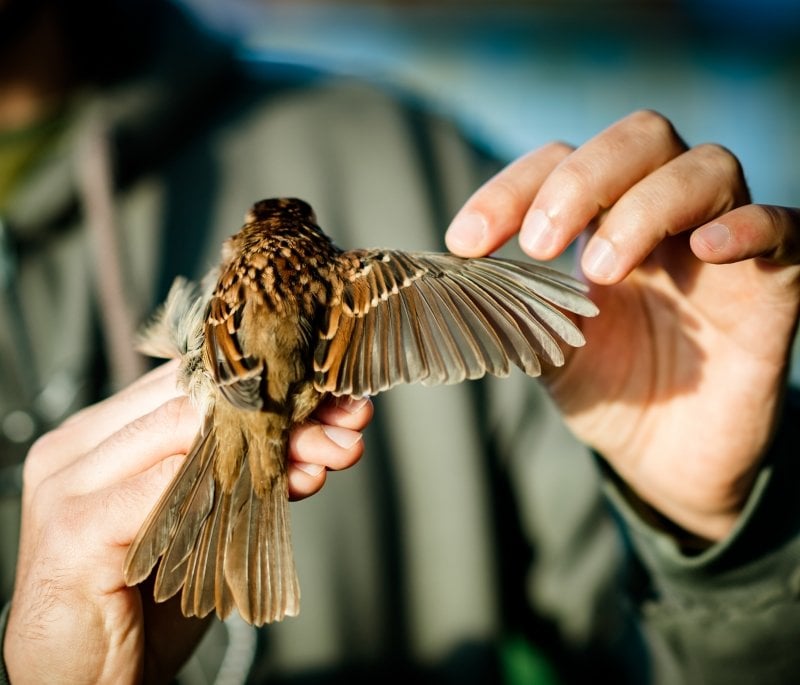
[205, 295, 264, 410]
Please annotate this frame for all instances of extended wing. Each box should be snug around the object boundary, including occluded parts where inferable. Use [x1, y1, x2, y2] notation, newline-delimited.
[314, 250, 598, 397]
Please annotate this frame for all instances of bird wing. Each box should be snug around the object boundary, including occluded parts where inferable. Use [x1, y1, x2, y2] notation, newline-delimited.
[205, 292, 265, 410]
[313, 250, 598, 397]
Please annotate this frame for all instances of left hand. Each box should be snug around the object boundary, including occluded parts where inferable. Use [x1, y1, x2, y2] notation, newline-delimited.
[446, 110, 800, 543]
[5, 361, 371, 685]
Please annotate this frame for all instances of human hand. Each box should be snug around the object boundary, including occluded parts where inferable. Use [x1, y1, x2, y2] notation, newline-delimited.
[446, 109, 800, 543]
[4, 361, 371, 685]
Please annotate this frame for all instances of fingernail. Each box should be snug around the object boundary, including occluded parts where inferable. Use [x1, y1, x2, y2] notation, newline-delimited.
[695, 222, 731, 253]
[295, 461, 325, 477]
[582, 237, 617, 280]
[335, 395, 369, 414]
[446, 212, 486, 251]
[322, 425, 362, 449]
[520, 208, 554, 254]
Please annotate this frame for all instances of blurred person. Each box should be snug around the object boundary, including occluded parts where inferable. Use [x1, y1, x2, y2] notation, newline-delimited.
[1, 1, 800, 684]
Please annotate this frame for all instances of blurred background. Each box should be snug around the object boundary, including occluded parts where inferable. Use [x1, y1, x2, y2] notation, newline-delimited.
[177, 0, 799, 205]
[177, 0, 800, 377]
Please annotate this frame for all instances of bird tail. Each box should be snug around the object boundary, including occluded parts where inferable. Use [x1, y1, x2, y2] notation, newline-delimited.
[123, 417, 300, 625]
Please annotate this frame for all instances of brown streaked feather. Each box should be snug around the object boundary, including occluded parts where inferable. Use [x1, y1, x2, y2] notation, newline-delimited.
[438, 274, 536, 375]
[453, 266, 564, 368]
[205, 297, 265, 410]
[180, 486, 234, 620]
[224, 467, 299, 625]
[421, 276, 502, 378]
[434, 276, 510, 374]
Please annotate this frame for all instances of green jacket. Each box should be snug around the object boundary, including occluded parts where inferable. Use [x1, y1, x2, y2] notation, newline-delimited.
[1, 4, 799, 684]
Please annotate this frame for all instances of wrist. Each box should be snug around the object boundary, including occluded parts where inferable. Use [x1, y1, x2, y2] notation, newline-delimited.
[593, 445, 761, 549]
[606, 470, 735, 553]
[601, 386, 800, 558]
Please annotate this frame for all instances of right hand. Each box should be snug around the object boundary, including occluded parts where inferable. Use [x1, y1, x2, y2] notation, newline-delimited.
[446, 110, 800, 543]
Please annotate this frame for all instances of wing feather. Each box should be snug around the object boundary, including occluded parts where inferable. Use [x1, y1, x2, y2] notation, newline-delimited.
[204, 296, 265, 410]
[444, 275, 540, 375]
[456, 268, 566, 367]
[313, 250, 598, 397]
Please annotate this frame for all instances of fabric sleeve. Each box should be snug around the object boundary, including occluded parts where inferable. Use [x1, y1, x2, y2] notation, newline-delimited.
[601, 387, 800, 684]
[0, 602, 11, 685]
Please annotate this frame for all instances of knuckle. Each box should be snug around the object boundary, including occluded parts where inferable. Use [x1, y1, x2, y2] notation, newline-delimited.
[551, 157, 595, 202]
[26, 472, 73, 536]
[539, 140, 574, 162]
[615, 189, 658, 226]
[628, 109, 679, 143]
[751, 205, 798, 262]
[123, 396, 188, 441]
[482, 174, 528, 211]
[692, 143, 749, 209]
[693, 143, 744, 180]
[23, 430, 63, 491]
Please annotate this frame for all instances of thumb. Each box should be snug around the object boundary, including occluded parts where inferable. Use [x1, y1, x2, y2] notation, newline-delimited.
[75, 454, 185, 596]
[691, 204, 800, 267]
[98, 453, 186, 549]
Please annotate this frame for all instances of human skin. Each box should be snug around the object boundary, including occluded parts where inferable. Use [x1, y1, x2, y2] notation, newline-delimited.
[5, 360, 372, 684]
[5, 109, 799, 685]
[447, 109, 800, 543]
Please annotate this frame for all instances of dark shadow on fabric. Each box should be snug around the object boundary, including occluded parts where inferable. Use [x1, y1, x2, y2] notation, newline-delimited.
[468, 378, 649, 685]
[261, 639, 501, 685]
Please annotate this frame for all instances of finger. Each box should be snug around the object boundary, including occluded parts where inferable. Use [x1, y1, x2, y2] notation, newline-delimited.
[311, 395, 374, 431]
[287, 463, 327, 502]
[579, 142, 749, 283]
[92, 453, 187, 551]
[690, 204, 800, 267]
[35, 397, 200, 495]
[286, 420, 366, 501]
[35, 454, 188, 595]
[445, 142, 572, 257]
[519, 110, 687, 261]
[58, 360, 183, 455]
[289, 422, 364, 472]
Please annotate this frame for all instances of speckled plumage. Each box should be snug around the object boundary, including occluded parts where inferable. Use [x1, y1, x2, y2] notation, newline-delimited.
[124, 197, 599, 626]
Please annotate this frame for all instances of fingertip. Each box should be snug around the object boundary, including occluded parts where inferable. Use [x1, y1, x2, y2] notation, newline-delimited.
[320, 425, 362, 450]
[445, 211, 490, 257]
[447, 145, 572, 258]
[287, 462, 327, 501]
[313, 395, 374, 430]
[580, 235, 625, 284]
[519, 207, 560, 259]
[690, 222, 733, 263]
[289, 422, 364, 472]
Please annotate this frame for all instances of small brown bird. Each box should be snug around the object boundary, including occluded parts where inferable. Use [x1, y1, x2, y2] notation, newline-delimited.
[123, 197, 599, 626]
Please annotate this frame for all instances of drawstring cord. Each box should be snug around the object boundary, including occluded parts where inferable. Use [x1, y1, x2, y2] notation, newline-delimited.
[75, 107, 147, 390]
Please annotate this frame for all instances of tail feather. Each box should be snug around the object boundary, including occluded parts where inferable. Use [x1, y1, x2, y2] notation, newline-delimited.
[123, 418, 300, 625]
[179, 488, 234, 620]
[225, 463, 300, 625]
[153, 429, 217, 603]
[124, 418, 215, 589]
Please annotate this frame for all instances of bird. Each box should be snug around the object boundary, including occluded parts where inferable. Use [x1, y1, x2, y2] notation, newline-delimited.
[123, 197, 599, 626]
